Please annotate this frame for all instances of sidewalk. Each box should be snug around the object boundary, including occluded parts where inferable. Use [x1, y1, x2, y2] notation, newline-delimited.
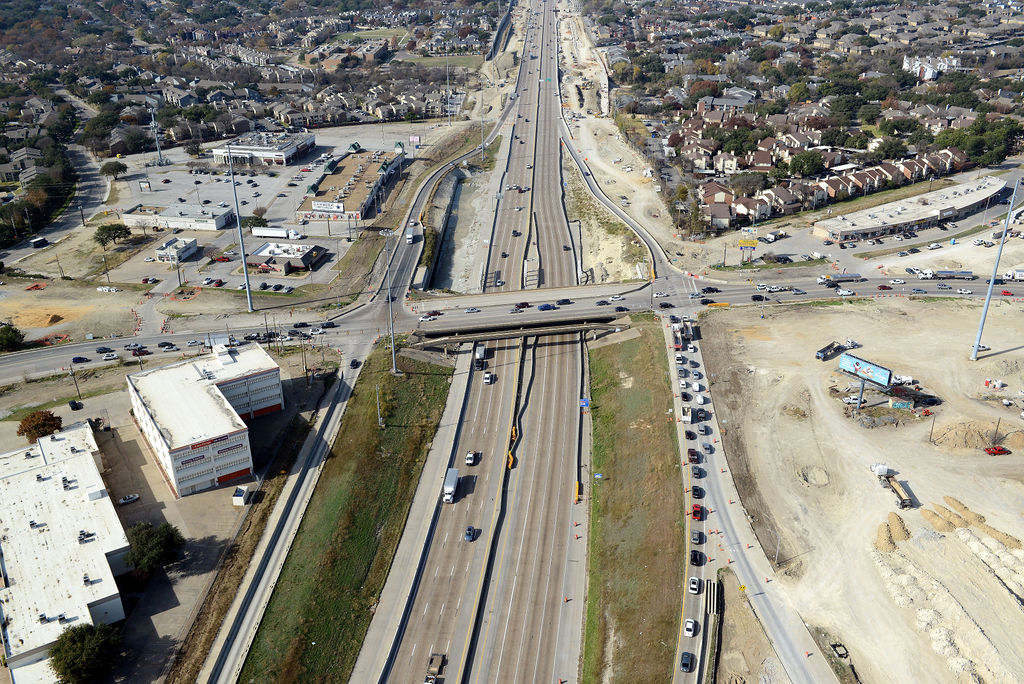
[349, 347, 473, 682]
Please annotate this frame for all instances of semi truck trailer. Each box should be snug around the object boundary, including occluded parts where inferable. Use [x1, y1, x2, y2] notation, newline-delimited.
[442, 468, 459, 503]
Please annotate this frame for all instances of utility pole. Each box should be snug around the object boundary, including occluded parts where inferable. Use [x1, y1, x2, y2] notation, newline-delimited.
[101, 254, 111, 284]
[228, 143, 255, 312]
[69, 367, 81, 400]
[376, 384, 385, 428]
[971, 180, 1019, 361]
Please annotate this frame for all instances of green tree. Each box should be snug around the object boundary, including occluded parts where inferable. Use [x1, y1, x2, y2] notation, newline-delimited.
[241, 216, 269, 229]
[0, 325, 24, 351]
[125, 522, 185, 575]
[788, 150, 825, 177]
[184, 142, 202, 157]
[787, 82, 810, 102]
[49, 623, 122, 684]
[17, 410, 62, 443]
[93, 223, 131, 249]
[99, 161, 128, 181]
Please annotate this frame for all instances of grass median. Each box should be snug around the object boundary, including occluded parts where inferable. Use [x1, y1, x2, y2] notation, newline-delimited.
[583, 314, 685, 682]
[239, 343, 452, 682]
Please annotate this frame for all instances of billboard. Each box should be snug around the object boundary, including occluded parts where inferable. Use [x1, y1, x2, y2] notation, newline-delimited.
[738, 239, 758, 248]
[312, 200, 346, 212]
[838, 353, 892, 387]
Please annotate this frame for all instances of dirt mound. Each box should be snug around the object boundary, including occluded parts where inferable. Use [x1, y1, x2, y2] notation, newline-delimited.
[800, 465, 829, 487]
[889, 512, 911, 541]
[47, 313, 63, 325]
[932, 422, 999, 450]
[876, 522, 896, 552]
[1003, 431, 1024, 450]
[943, 497, 986, 525]
[923, 509, 955, 532]
[933, 504, 969, 528]
[976, 523, 1022, 550]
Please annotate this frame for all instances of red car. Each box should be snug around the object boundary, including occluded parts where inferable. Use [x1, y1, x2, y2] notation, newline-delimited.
[877, 285, 892, 290]
[1000, 290, 1013, 296]
[213, 279, 224, 287]
[215, 256, 230, 262]
[985, 446, 1011, 455]
[691, 504, 702, 520]
[131, 349, 152, 357]
[687, 448, 698, 464]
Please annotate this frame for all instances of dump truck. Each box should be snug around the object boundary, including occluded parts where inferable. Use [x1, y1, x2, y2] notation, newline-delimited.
[671, 324, 682, 351]
[424, 653, 446, 683]
[818, 273, 863, 284]
[442, 468, 458, 504]
[682, 320, 696, 341]
[816, 341, 843, 361]
[681, 406, 692, 424]
[871, 464, 912, 509]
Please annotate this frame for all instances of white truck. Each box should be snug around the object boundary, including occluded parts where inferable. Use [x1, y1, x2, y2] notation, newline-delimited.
[252, 227, 305, 240]
[406, 226, 416, 244]
[442, 468, 459, 503]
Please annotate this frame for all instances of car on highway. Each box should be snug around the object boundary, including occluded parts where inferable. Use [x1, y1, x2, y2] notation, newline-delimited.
[464, 526, 475, 542]
[680, 652, 694, 672]
[911, 288, 927, 294]
[751, 294, 765, 302]
[652, 291, 668, 298]
[464, 307, 481, 313]
[936, 283, 951, 290]
[877, 285, 892, 290]
[985, 446, 1012, 455]
[701, 286, 720, 294]
[609, 295, 624, 301]
[215, 256, 230, 262]
[691, 486, 704, 499]
[701, 443, 713, 454]
[95, 346, 113, 354]
[132, 349, 151, 356]
[658, 302, 674, 309]
[957, 288, 973, 295]
[118, 494, 140, 505]
[688, 577, 701, 594]
[293, 322, 309, 328]
[792, 288, 806, 295]
[897, 251, 910, 257]
[680, 391, 691, 402]
[102, 353, 117, 361]
[483, 372, 495, 384]
[163, 345, 179, 352]
[538, 303, 555, 311]
[700, 298, 714, 305]
[595, 300, 609, 306]
[687, 448, 698, 463]
[310, 328, 325, 335]
[514, 302, 530, 309]
[419, 315, 435, 322]
[144, 256, 155, 262]
[614, 305, 629, 312]
[71, 356, 89, 363]
[508, 308, 523, 314]
[836, 289, 855, 296]
[690, 550, 703, 566]
[1001, 290, 1014, 296]
[187, 340, 202, 346]
[684, 430, 696, 440]
[890, 279, 906, 285]
[691, 531, 703, 544]
[684, 619, 698, 637]
[556, 298, 572, 306]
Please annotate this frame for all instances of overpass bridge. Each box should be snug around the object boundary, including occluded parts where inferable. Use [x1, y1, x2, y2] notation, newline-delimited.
[408, 315, 628, 348]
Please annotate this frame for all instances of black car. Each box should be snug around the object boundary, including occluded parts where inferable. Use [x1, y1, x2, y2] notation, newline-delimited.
[158, 341, 173, 347]
[658, 302, 673, 309]
[272, 284, 283, 291]
[95, 346, 113, 354]
[243, 333, 260, 341]
[684, 430, 696, 440]
[680, 392, 691, 402]
[700, 286, 720, 294]
[511, 230, 521, 237]
[823, 281, 838, 288]
[321, 321, 337, 328]
[690, 550, 703, 566]
[556, 298, 572, 306]
[751, 294, 765, 302]
[669, 315, 680, 324]
[258, 282, 269, 290]
[614, 305, 629, 312]
[464, 526, 475, 542]
[293, 322, 309, 328]
[349, 359, 360, 369]
[595, 300, 609, 306]
[680, 652, 694, 672]
[71, 356, 89, 364]
[700, 298, 714, 305]
[692, 486, 704, 499]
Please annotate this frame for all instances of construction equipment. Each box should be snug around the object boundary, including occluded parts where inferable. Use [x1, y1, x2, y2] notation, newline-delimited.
[424, 653, 446, 683]
[871, 463, 912, 509]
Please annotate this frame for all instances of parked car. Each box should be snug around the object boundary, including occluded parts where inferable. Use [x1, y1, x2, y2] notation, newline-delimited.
[118, 494, 140, 505]
[215, 256, 230, 262]
[985, 446, 1012, 455]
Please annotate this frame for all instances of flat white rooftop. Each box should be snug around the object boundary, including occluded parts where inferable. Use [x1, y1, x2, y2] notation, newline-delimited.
[0, 422, 128, 663]
[127, 345, 278, 451]
[251, 241, 316, 258]
[814, 177, 1006, 234]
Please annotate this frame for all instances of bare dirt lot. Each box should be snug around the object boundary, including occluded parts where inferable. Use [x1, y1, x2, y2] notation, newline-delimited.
[700, 298, 1024, 684]
[718, 569, 789, 684]
[0, 278, 140, 341]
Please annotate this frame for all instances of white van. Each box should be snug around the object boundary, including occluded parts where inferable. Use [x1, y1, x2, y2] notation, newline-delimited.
[695, 395, 706, 405]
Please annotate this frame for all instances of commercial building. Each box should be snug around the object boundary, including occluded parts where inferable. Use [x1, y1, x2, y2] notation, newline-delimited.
[246, 241, 328, 274]
[127, 344, 283, 498]
[0, 422, 130, 684]
[123, 204, 235, 232]
[155, 236, 199, 263]
[211, 131, 316, 167]
[812, 177, 1006, 242]
[296, 143, 405, 224]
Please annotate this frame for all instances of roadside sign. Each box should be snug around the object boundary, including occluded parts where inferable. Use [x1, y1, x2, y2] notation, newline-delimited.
[739, 245, 756, 251]
[739, 585, 746, 592]
[580, 398, 590, 407]
[594, 473, 603, 479]
[738, 239, 758, 248]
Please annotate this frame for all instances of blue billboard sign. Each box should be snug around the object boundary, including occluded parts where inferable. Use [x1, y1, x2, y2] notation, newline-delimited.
[838, 353, 892, 387]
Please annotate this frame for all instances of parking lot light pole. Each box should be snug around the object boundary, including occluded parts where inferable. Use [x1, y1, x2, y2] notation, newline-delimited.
[380, 230, 398, 374]
[227, 144, 254, 312]
[971, 179, 1020, 361]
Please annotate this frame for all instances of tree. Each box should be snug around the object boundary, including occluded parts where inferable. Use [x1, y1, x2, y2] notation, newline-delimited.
[17, 410, 62, 443]
[125, 522, 185, 575]
[49, 623, 122, 684]
[241, 216, 268, 229]
[789, 150, 825, 177]
[787, 82, 810, 102]
[184, 142, 202, 157]
[99, 161, 128, 181]
[857, 104, 881, 125]
[0, 325, 24, 351]
[93, 223, 131, 249]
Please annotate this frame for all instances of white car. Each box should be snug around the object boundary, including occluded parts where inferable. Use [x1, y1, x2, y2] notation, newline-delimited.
[514, 206, 523, 212]
[973, 344, 991, 352]
[224, 251, 238, 256]
[465, 307, 481, 313]
[928, 243, 942, 250]
[889, 279, 905, 285]
[419, 315, 436, 322]
[684, 619, 697, 637]
[310, 328, 325, 335]
[837, 289, 854, 296]
[957, 288, 973, 295]
[203, 277, 214, 285]
[187, 340, 202, 346]
[893, 234, 903, 241]
[483, 372, 495, 384]
[102, 352, 117, 361]
[688, 577, 701, 594]
[163, 345, 179, 352]
[610, 294, 625, 301]
[144, 256, 155, 262]
[652, 292, 668, 298]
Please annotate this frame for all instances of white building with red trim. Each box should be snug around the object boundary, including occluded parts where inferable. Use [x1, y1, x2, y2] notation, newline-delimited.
[126, 344, 283, 497]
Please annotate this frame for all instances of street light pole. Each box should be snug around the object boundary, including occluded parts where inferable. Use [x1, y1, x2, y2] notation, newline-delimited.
[380, 230, 398, 374]
[228, 143, 255, 312]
